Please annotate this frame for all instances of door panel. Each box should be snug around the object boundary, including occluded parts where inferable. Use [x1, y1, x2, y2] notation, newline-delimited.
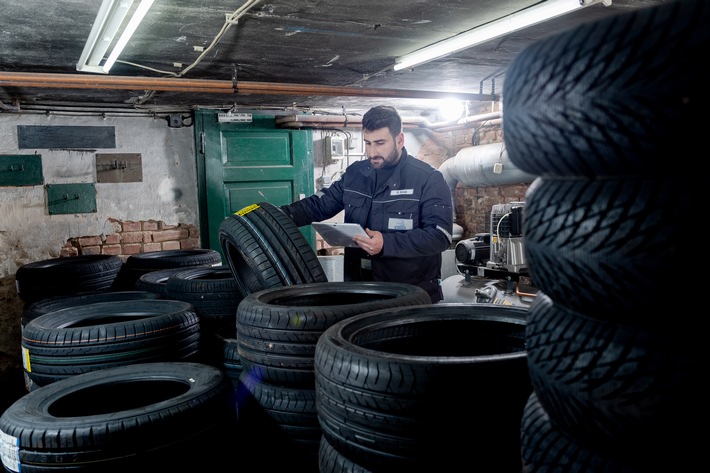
[195, 111, 314, 259]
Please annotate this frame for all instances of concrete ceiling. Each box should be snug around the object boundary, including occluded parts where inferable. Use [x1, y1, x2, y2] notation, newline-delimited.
[0, 0, 669, 117]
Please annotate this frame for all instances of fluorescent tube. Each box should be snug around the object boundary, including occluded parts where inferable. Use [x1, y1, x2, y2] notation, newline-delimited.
[394, 0, 610, 71]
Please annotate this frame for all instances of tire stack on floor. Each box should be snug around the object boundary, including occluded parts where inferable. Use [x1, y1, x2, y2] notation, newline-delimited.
[152, 265, 244, 370]
[16, 250, 229, 392]
[315, 303, 532, 473]
[15, 255, 123, 305]
[503, 1, 707, 471]
[233, 281, 432, 472]
[215, 201, 332, 420]
[113, 248, 223, 290]
[21, 299, 202, 388]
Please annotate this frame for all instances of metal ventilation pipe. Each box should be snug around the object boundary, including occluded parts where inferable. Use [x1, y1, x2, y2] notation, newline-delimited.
[439, 142, 537, 238]
[439, 142, 536, 190]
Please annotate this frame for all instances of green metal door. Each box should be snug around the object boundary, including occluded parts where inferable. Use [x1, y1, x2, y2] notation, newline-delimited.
[195, 111, 315, 259]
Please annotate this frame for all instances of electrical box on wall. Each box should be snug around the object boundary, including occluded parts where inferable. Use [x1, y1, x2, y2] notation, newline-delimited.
[326, 136, 345, 159]
[314, 136, 346, 165]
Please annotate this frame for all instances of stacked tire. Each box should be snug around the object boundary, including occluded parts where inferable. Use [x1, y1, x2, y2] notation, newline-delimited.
[0, 362, 236, 472]
[15, 255, 123, 305]
[503, 1, 708, 471]
[113, 248, 223, 290]
[159, 265, 244, 366]
[233, 281, 432, 471]
[315, 303, 531, 472]
[21, 299, 201, 388]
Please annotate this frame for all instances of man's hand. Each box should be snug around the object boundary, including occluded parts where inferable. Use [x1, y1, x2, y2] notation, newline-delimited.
[353, 228, 383, 256]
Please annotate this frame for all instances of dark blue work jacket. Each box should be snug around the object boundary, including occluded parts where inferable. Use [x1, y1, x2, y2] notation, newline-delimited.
[281, 147, 453, 302]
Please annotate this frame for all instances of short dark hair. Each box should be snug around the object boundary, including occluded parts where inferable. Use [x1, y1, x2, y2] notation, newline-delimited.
[362, 105, 402, 138]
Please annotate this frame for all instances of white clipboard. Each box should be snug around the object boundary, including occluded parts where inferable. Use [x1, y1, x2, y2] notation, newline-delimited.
[312, 222, 368, 247]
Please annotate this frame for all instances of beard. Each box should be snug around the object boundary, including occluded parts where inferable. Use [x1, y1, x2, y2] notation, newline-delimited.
[370, 147, 400, 169]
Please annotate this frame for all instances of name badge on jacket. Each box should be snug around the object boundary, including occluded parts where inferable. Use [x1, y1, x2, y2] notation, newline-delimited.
[388, 217, 413, 230]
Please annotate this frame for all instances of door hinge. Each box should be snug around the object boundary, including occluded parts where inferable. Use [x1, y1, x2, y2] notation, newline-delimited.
[199, 132, 205, 154]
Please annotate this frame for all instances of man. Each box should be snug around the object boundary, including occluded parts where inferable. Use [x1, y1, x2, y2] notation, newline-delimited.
[280, 105, 453, 303]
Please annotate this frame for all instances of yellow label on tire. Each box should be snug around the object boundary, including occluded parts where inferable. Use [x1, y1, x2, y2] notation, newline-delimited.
[21, 346, 31, 372]
[235, 204, 260, 216]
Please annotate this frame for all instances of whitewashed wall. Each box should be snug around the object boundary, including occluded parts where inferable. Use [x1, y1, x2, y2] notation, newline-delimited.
[0, 113, 198, 277]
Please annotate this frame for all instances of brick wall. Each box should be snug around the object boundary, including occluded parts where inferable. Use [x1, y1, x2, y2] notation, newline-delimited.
[59, 219, 201, 259]
[449, 123, 528, 240]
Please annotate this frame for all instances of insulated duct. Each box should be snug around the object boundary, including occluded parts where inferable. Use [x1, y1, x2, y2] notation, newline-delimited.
[439, 142, 535, 190]
[439, 142, 537, 238]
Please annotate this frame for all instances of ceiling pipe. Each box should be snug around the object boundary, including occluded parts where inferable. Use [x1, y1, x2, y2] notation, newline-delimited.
[274, 111, 502, 130]
[0, 71, 497, 102]
[432, 119, 502, 133]
[274, 114, 431, 129]
[426, 111, 502, 130]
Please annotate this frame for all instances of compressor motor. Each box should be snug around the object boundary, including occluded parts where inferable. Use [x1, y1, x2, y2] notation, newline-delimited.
[454, 201, 528, 280]
[443, 201, 534, 306]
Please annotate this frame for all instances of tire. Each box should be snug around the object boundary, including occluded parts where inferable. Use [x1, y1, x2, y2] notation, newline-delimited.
[236, 281, 431, 387]
[15, 255, 123, 304]
[113, 248, 222, 290]
[0, 362, 236, 472]
[21, 299, 200, 387]
[164, 265, 243, 334]
[219, 202, 328, 298]
[525, 293, 703, 462]
[520, 391, 694, 473]
[21, 290, 160, 328]
[133, 267, 187, 296]
[521, 392, 642, 473]
[236, 370, 321, 470]
[522, 176, 693, 319]
[315, 303, 530, 472]
[503, 0, 709, 178]
[213, 323, 242, 387]
[124, 248, 222, 270]
[319, 436, 372, 473]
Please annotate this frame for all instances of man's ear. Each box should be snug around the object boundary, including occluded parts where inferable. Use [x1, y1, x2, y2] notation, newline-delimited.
[396, 131, 405, 148]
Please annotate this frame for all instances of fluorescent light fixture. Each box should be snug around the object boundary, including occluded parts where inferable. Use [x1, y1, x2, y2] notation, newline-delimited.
[76, 0, 154, 74]
[394, 0, 611, 71]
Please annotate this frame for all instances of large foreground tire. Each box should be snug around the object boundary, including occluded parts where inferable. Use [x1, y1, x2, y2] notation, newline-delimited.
[521, 392, 640, 473]
[236, 281, 431, 386]
[21, 300, 200, 387]
[315, 303, 531, 472]
[521, 176, 693, 319]
[0, 362, 235, 473]
[503, 0, 709, 178]
[525, 293, 703, 463]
